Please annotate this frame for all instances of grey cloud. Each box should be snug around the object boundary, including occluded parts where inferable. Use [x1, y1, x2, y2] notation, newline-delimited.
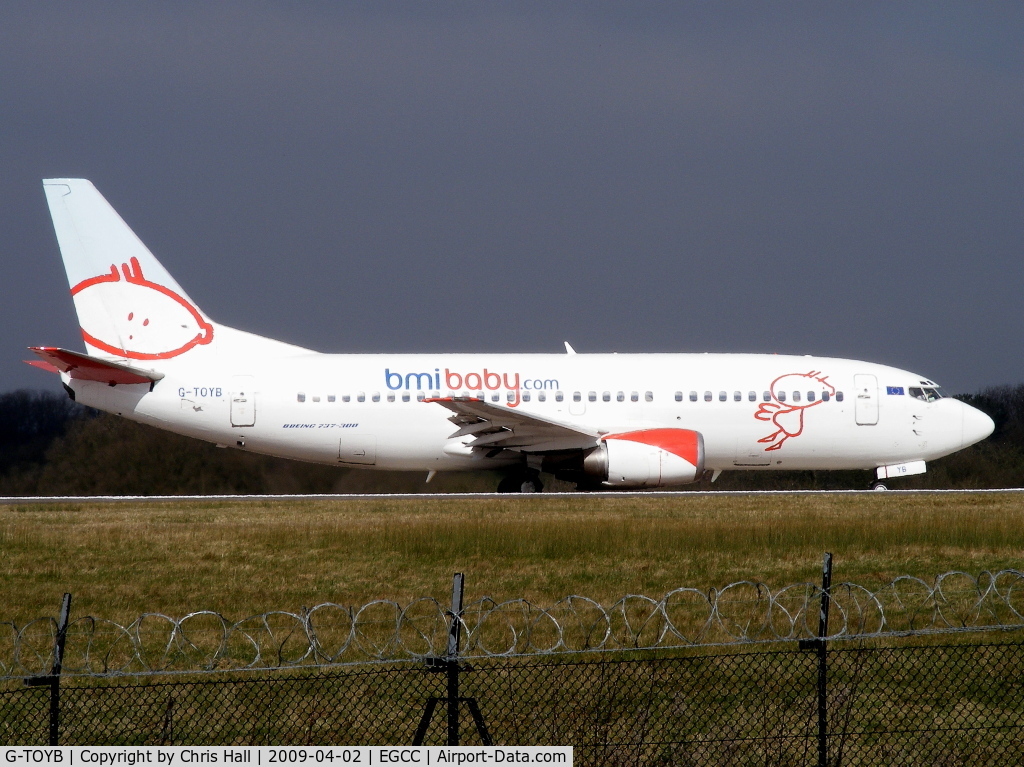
[1, 3, 1022, 393]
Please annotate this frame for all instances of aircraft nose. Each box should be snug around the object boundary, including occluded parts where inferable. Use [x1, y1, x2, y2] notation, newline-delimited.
[961, 401, 995, 448]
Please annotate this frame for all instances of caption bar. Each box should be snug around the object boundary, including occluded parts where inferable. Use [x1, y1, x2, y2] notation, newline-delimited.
[2, 749, 571, 766]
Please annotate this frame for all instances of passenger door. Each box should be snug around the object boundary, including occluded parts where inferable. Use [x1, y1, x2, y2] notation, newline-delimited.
[853, 374, 879, 426]
[230, 375, 256, 427]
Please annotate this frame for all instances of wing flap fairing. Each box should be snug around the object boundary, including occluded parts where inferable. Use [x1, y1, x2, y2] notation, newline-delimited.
[425, 397, 598, 453]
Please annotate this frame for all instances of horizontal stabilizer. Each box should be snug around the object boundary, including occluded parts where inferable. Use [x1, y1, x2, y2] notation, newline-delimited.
[26, 347, 164, 385]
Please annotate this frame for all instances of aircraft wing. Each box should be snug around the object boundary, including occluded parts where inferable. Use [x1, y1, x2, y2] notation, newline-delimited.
[26, 346, 164, 386]
[426, 397, 600, 453]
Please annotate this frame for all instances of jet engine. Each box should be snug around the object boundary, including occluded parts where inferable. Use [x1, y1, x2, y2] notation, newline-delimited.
[582, 428, 705, 487]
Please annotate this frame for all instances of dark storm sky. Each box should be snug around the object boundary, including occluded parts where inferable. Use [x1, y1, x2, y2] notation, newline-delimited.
[2, 3, 1022, 394]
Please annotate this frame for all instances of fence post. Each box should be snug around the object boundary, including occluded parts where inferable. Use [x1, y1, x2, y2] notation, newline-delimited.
[413, 574, 491, 746]
[446, 572, 464, 746]
[816, 554, 832, 767]
[24, 593, 71, 746]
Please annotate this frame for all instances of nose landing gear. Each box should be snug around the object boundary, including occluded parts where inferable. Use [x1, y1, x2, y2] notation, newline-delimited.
[870, 480, 889, 491]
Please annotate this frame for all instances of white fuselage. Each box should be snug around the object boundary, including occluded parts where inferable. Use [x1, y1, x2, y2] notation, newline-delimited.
[68, 350, 991, 475]
[38, 179, 995, 488]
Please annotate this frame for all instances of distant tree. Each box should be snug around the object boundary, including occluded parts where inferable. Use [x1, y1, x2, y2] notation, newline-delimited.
[30, 414, 337, 496]
[2, 384, 1022, 495]
[0, 389, 91, 473]
[19, 412, 506, 496]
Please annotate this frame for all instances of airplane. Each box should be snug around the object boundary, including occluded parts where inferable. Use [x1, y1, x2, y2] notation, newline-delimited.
[27, 179, 995, 492]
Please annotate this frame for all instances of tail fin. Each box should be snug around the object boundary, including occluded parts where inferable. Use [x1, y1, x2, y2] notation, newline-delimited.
[43, 179, 214, 361]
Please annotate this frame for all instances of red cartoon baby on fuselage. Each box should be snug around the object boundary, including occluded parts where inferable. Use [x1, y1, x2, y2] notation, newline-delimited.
[754, 371, 836, 451]
[71, 257, 214, 360]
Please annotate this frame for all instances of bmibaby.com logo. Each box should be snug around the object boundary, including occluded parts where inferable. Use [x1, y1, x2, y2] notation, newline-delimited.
[385, 368, 559, 407]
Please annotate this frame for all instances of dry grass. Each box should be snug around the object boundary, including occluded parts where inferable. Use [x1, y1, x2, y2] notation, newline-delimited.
[1, 492, 1023, 623]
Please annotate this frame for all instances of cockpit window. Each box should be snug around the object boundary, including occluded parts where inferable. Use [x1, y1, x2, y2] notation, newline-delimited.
[909, 387, 944, 403]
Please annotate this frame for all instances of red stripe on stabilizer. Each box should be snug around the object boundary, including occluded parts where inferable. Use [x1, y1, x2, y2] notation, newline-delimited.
[28, 347, 157, 385]
[24, 359, 60, 374]
[604, 428, 701, 465]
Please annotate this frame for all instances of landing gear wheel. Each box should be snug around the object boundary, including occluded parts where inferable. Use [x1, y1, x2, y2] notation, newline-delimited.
[520, 475, 544, 493]
[871, 481, 889, 491]
[496, 472, 544, 493]
[497, 475, 523, 493]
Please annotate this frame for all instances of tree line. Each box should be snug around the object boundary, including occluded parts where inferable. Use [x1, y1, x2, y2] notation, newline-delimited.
[0, 385, 1021, 496]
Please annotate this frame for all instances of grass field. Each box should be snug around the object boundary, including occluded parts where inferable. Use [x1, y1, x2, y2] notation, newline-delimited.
[2, 492, 1024, 623]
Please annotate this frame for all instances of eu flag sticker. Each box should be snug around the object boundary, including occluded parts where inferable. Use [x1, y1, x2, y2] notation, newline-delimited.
[886, 386, 905, 395]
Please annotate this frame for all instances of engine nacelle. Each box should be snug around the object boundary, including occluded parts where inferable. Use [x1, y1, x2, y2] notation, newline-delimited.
[584, 428, 705, 487]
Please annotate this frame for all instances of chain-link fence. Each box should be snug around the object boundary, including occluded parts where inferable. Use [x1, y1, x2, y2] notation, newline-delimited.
[5, 564, 1024, 763]
[2, 638, 1023, 764]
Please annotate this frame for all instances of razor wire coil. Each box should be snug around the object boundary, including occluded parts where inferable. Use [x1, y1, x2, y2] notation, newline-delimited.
[4, 569, 1024, 680]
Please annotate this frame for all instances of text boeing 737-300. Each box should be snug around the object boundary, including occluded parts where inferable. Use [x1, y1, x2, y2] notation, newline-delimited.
[27, 179, 994, 492]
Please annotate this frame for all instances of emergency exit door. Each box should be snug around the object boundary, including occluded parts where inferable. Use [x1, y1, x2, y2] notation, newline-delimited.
[853, 374, 879, 426]
[230, 375, 256, 427]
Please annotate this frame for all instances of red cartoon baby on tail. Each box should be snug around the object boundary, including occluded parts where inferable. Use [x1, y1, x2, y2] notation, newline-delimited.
[71, 257, 214, 360]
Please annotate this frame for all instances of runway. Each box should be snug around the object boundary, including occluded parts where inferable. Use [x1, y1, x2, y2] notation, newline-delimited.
[1, 488, 1022, 504]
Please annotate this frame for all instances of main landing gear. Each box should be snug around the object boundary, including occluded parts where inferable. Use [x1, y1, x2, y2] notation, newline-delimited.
[496, 470, 544, 494]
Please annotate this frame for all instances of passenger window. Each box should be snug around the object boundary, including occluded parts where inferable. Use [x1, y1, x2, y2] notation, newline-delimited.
[792, 391, 801, 402]
[631, 391, 639, 402]
[342, 395, 351, 403]
[384, 393, 393, 402]
[748, 391, 756, 402]
[807, 391, 815, 402]
[327, 395, 336, 403]
[402, 393, 410, 402]
[733, 391, 741, 402]
[588, 391, 597, 402]
[573, 392, 582, 402]
[507, 391, 516, 402]
[763, 391, 771, 402]
[690, 391, 698, 402]
[645, 391, 653, 402]
[674, 391, 682, 402]
[719, 391, 727, 402]
[778, 391, 786, 402]
[523, 392, 531, 402]
[836, 392, 844, 402]
[704, 391, 713, 402]
[555, 391, 564, 402]
[357, 393, 365, 402]
[618, 392, 626, 402]
[416, 392, 425, 402]
[491, 393, 500, 402]
[297, 393, 306, 403]
[372, 393, 380, 402]
[538, 392, 546, 402]
[602, 391, 610, 402]
[822, 391, 830, 402]
[312, 395, 320, 403]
